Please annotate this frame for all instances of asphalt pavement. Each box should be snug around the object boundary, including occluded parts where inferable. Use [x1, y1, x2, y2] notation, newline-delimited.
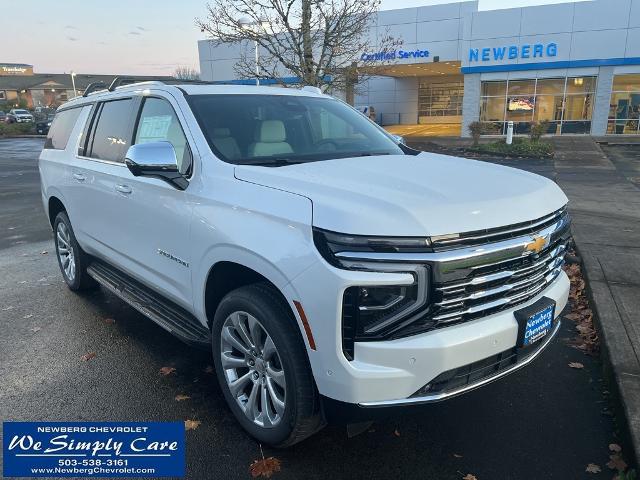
[0, 138, 620, 479]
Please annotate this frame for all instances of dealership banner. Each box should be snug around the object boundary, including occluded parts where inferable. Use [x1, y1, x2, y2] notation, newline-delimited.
[3, 422, 185, 478]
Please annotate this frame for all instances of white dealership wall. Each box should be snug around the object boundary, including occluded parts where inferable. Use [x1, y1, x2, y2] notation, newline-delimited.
[198, 0, 640, 136]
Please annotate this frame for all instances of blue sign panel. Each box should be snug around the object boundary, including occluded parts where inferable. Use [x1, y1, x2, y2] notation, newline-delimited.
[361, 49, 430, 62]
[469, 43, 558, 63]
[3, 422, 185, 478]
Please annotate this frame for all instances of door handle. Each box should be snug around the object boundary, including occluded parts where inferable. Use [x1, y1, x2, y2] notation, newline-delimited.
[72, 172, 86, 182]
[115, 184, 132, 195]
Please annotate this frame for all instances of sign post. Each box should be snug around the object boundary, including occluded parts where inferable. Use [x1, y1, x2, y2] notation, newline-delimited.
[506, 121, 514, 145]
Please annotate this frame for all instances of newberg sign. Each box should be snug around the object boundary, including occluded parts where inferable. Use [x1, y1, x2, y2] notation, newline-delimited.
[469, 42, 558, 63]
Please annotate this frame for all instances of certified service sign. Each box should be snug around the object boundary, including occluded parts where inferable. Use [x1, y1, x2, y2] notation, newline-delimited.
[3, 422, 185, 477]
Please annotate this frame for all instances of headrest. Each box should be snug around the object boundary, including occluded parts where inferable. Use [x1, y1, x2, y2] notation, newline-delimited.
[255, 120, 286, 143]
[212, 128, 231, 137]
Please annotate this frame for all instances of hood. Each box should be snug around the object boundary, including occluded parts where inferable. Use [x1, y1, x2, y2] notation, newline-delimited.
[234, 153, 568, 237]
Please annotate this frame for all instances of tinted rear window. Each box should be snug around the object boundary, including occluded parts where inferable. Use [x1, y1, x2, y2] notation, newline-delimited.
[88, 98, 134, 162]
[44, 108, 82, 150]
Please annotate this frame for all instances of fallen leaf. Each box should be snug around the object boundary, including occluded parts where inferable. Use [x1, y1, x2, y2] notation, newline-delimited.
[203, 365, 214, 374]
[609, 443, 622, 453]
[175, 394, 191, 402]
[184, 419, 200, 431]
[585, 463, 601, 473]
[607, 454, 627, 471]
[568, 362, 584, 369]
[453, 453, 463, 458]
[81, 352, 96, 362]
[23, 314, 33, 319]
[462, 474, 477, 480]
[159, 367, 176, 376]
[104, 318, 116, 324]
[393, 429, 401, 437]
[40, 251, 48, 255]
[249, 457, 281, 478]
[30, 326, 41, 333]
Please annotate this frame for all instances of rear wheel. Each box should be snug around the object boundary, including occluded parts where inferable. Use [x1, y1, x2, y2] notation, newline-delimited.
[53, 212, 97, 291]
[211, 283, 323, 447]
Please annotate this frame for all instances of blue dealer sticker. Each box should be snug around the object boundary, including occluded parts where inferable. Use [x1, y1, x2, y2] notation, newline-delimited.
[3, 422, 185, 478]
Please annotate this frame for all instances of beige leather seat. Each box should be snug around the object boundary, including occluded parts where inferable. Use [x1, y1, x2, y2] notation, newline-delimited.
[211, 128, 241, 160]
[249, 120, 293, 157]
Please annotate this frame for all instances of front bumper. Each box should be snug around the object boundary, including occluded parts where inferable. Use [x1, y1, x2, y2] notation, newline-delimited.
[289, 260, 569, 405]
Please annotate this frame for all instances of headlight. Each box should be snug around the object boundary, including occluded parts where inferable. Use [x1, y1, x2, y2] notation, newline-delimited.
[313, 227, 433, 269]
[47, 122, 52, 126]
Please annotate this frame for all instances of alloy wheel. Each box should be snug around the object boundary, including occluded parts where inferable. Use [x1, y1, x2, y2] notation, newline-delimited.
[220, 311, 286, 428]
[56, 222, 76, 283]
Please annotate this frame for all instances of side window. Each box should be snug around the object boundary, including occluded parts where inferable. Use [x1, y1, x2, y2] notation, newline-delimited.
[134, 97, 192, 175]
[44, 108, 82, 150]
[88, 98, 134, 162]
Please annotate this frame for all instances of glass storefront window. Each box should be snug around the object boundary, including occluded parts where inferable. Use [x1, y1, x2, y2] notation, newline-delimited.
[608, 75, 640, 134]
[481, 81, 507, 97]
[480, 96, 506, 122]
[565, 77, 596, 94]
[479, 76, 596, 135]
[536, 78, 565, 95]
[507, 80, 536, 96]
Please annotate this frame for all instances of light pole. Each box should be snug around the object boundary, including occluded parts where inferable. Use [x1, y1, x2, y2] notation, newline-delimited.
[238, 17, 263, 86]
[70, 71, 77, 98]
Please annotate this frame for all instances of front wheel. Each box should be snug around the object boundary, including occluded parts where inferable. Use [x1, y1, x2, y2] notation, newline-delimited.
[211, 283, 324, 447]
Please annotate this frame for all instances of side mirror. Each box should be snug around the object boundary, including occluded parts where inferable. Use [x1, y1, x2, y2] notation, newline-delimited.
[392, 134, 405, 145]
[124, 142, 187, 190]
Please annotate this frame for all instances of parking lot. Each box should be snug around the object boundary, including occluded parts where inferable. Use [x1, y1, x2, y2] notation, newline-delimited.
[0, 138, 620, 479]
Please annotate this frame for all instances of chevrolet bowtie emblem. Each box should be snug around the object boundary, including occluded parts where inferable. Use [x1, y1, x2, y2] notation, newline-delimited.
[525, 236, 547, 254]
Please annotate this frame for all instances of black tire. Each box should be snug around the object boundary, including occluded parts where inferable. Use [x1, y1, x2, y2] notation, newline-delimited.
[211, 283, 324, 447]
[53, 211, 97, 291]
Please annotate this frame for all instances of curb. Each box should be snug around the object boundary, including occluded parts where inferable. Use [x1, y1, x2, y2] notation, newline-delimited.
[576, 243, 640, 468]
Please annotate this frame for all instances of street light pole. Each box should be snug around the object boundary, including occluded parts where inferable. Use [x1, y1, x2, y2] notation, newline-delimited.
[238, 17, 263, 86]
[254, 40, 259, 86]
[70, 71, 77, 98]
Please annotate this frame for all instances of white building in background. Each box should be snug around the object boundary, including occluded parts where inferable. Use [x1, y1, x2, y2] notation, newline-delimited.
[199, 0, 640, 137]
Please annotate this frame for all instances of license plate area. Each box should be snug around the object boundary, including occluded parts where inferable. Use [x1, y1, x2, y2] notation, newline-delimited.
[514, 296, 556, 348]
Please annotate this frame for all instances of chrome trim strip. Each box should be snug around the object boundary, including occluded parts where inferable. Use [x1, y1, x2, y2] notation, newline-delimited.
[358, 319, 562, 407]
[432, 208, 566, 246]
[335, 215, 571, 265]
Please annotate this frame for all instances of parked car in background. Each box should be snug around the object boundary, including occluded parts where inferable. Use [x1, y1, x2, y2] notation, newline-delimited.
[36, 114, 55, 135]
[9, 109, 34, 123]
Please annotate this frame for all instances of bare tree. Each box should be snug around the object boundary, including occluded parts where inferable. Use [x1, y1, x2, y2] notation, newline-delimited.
[174, 66, 201, 80]
[195, 0, 400, 91]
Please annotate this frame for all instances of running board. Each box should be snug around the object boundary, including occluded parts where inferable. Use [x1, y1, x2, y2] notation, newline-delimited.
[87, 261, 210, 349]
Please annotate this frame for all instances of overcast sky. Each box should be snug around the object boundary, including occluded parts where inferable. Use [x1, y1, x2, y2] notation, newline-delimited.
[4, 0, 585, 76]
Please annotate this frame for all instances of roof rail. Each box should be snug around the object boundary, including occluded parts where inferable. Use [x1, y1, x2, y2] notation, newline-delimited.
[108, 76, 155, 91]
[82, 81, 108, 97]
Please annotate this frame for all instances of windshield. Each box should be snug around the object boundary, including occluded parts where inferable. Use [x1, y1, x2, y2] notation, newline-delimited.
[14, 110, 29, 114]
[187, 94, 403, 165]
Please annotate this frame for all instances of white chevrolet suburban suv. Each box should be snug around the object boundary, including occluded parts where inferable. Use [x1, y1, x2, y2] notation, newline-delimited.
[39, 78, 571, 447]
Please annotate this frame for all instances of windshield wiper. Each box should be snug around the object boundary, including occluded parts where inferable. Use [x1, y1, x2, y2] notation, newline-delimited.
[237, 158, 301, 167]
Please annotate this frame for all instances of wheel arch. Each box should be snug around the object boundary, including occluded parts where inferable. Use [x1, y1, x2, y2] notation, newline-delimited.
[47, 195, 67, 228]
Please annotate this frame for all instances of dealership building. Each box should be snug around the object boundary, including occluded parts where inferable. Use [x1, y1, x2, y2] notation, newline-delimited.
[199, 0, 640, 136]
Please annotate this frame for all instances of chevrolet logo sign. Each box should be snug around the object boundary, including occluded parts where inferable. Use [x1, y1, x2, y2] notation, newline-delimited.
[525, 236, 547, 254]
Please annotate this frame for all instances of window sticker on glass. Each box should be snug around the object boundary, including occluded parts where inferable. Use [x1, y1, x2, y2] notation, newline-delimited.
[137, 115, 172, 143]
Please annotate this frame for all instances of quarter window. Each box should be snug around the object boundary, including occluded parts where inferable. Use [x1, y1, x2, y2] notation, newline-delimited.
[88, 98, 134, 162]
[44, 108, 82, 150]
[134, 97, 192, 175]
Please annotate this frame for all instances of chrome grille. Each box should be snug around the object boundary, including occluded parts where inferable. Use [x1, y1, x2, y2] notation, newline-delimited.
[431, 237, 569, 326]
